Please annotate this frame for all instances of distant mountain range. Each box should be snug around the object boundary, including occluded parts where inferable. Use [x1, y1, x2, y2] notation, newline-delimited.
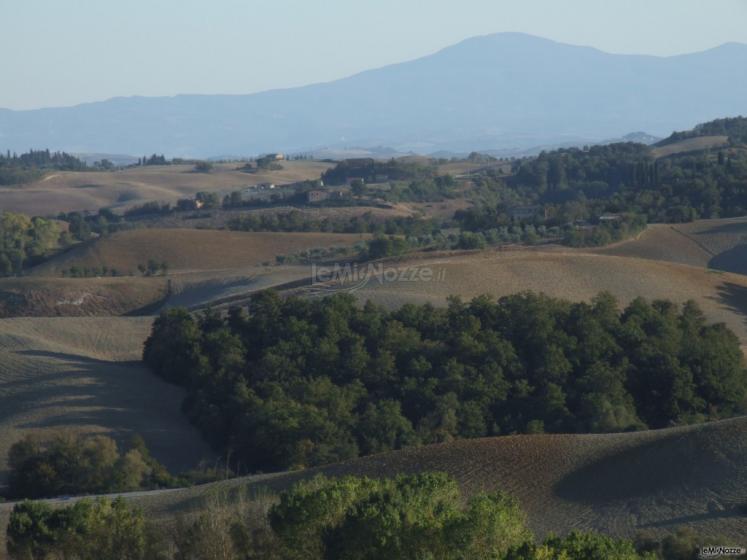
[1, 33, 746, 158]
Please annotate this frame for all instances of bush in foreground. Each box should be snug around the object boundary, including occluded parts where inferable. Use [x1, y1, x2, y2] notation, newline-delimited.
[7, 472, 713, 559]
[7, 497, 161, 560]
[7, 433, 176, 500]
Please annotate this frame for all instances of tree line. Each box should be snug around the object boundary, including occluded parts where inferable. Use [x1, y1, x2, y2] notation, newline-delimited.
[7, 471, 713, 559]
[459, 135, 747, 234]
[142, 291, 747, 473]
[0, 149, 87, 185]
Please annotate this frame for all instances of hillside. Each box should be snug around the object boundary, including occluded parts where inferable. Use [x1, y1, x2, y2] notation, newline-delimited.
[0, 276, 168, 317]
[2, 34, 747, 155]
[309, 250, 747, 350]
[650, 135, 729, 158]
[0, 316, 213, 487]
[31, 229, 368, 276]
[596, 217, 747, 275]
[0, 161, 331, 215]
[74, 416, 746, 541]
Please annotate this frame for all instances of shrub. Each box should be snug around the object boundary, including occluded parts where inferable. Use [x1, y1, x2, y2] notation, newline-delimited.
[7, 433, 176, 499]
[7, 498, 158, 560]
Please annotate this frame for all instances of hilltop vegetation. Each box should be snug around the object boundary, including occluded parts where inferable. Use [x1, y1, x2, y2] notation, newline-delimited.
[321, 158, 435, 186]
[0, 149, 86, 185]
[143, 291, 747, 472]
[459, 138, 747, 233]
[658, 115, 747, 146]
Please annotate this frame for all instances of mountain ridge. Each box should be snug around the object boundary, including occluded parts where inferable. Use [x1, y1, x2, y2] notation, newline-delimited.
[2, 33, 747, 157]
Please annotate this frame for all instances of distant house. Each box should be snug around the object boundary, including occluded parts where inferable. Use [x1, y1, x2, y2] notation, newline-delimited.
[598, 213, 622, 222]
[307, 189, 329, 203]
[256, 182, 276, 191]
[509, 205, 546, 221]
[345, 176, 366, 186]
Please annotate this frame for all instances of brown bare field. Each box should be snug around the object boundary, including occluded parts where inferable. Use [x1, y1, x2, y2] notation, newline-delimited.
[0, 276, 168, 317]
[0, 316, 213, 488]
[651, 135, 729, 158]
[0, 161, 331, 215]
[596, 217, 747, 275]
[31, 229, 369, 277]
[317, 250, 747, 349]
[34, 415, 740, 542]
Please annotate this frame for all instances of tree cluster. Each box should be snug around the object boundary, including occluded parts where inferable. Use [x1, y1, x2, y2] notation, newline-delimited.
[464, 137, 747, 229]
[7, 433, 176, 499]
[321, 158, 435, 186]
[0, 213, 64, 276]
[7, 498, 156, 560]
[143, 291, 747, 473]
[0, 149, 86, 185]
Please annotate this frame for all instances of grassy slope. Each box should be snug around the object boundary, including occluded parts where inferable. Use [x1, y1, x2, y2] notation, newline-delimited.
[0, 276, 168, 317]
[651, 135, 729, 158]
[31, 229, 369, 277]
[0, 316, 214, 487]
[596, 216, 747, 275]
[0, 161, 332, 215]
[315, 250, 747, 350]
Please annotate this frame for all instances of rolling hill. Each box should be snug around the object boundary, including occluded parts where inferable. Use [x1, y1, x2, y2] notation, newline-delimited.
[306, 249, 747, 350]
[0, 161, 330, 215]
[31, 229, 369, 277]
[2, 34, 747, 156]
[0, 276, 169, 317]
[41, 415, 744, 542]
[596, 217, 747, 275]
[0, 316, 214, 488]
[0, 229, 369, 316]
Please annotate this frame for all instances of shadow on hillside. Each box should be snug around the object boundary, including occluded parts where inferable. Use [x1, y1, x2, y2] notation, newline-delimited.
[709, 245, 747, 275]
[16, 349, 140, 365]
[695, 219, 747, 237]
[711, 282, 747, 330]
[553, 431, 736, 505]
[0, 350, 207, 474]
[639, 507, 744, 529]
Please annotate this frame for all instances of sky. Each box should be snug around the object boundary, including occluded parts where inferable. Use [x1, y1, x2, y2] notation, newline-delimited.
[2, 0, 747, 110]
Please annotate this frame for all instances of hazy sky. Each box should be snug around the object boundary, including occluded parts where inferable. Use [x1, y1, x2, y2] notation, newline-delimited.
[2, 0, 747, 110]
